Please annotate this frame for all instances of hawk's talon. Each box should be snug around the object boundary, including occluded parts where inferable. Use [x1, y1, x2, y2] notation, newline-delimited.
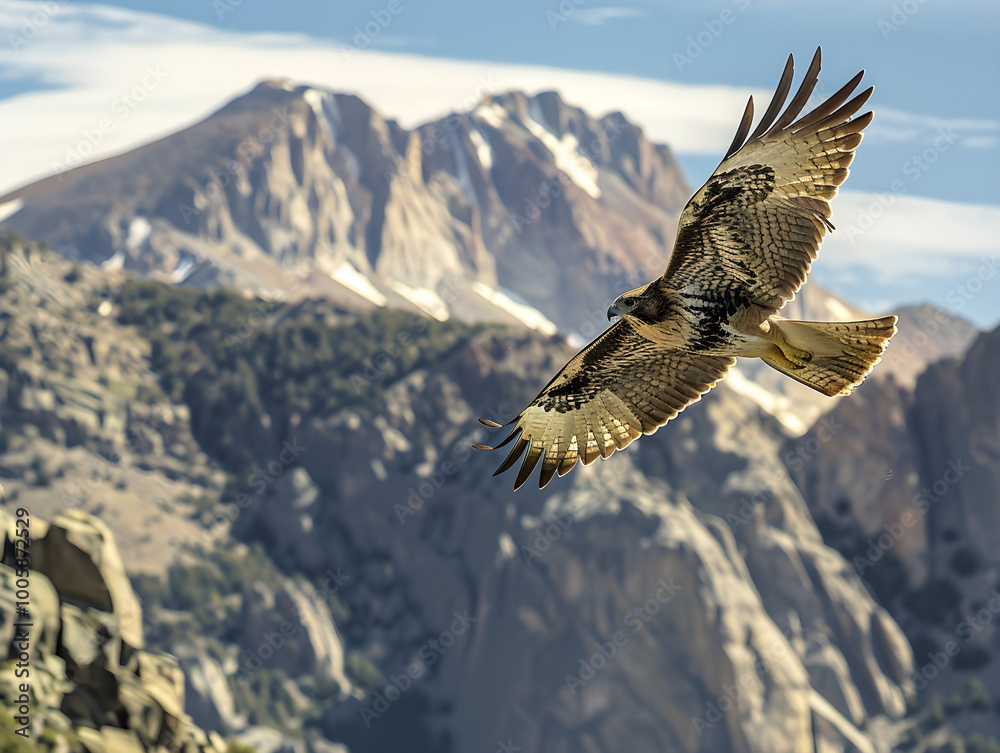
[781, 345, 812, 367]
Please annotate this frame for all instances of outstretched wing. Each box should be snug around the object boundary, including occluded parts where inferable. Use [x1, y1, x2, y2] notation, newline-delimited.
[663, 47, 872, 311]
[476, 321, 734, 490]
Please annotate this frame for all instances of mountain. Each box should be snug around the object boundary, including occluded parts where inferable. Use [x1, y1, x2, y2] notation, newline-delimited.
[789, 324, 1000, 743]
[0, 233, 933, 753]
[0, 81, 689, 336]
[0, 508, 228, 753]
[1, 77, 995, 753]
[0, 80, 975, 436]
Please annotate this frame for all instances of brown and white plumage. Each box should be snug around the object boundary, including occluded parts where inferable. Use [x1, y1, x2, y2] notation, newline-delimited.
[477, 48, 898, 490]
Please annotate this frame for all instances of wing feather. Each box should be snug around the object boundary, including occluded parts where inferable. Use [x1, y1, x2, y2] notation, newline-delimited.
[748, 53, 794, 142]
[478, 321, 733, 489]
[766, 47, 822, 135]
[663, 47, 873, 311]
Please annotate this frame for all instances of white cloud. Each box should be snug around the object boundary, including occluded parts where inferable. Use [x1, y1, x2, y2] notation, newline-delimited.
[962, 135, 997, 149]
[569, 7, 643, 26]
[0, 3, 996, 292]
[865, 106, 998, 148]
[821, 191, 1000, 277]
[6, 1, 990, 200]
[0, 2, 764, 194]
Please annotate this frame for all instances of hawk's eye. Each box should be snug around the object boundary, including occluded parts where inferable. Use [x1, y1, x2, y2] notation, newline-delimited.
[622, 297, 637, 308]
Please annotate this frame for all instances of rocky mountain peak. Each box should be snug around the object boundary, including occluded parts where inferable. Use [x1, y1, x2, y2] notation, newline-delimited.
[0, 80, 690, 336]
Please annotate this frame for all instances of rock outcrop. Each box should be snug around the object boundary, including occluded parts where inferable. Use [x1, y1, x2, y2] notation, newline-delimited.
[225, 324, 915, 753]
[0, 508, 226, 752]
[789, 325, 1000, 742]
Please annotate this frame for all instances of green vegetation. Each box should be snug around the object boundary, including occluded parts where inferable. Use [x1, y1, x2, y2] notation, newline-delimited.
[966, 678, 991, 711]
[925, 695, 946, 728]
[133, 541, 297, 646]
[113, 279, 489, 473]
[0, 713, 82, 753]
[131, 541, 356, 735]
[965, 734, 1000, 753]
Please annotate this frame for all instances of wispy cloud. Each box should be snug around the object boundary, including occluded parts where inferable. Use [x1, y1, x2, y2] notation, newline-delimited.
[866, 107, 999, 148]
[1, 2, 993, 198]
[569, 7, 643, 26]
[823, 191, 1000, 270]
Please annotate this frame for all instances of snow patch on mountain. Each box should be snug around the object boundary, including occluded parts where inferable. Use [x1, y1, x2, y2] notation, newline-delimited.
[525, 99, 601, 199]
[472, 102, 507, 129]
[126, 217, 151, 249]
[0, 198, 24, 223]
[472, 282, 558, 335]
[328, 261, 387, 306]
[468, 128, 493, 170]
[303, 88, 341, 145]
[390, 280, 450, 321]
[102, 250, 126, 271]
[725, 367, 811, 436]
[170, 252, 196, 283]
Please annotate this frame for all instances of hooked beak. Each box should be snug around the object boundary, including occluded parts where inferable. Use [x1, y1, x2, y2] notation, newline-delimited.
[607, 304, 620, 321]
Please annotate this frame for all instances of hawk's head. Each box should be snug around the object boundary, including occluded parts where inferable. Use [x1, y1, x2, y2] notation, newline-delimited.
[608, 284, 659, 323]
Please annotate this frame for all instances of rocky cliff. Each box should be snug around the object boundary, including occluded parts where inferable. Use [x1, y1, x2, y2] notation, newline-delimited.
[789, 325, 1000, 744]
[0, 235, 934, 752]
[0, 82, 688, 336]
[0, 74, 995, 751]
[0, 507, 226, 753]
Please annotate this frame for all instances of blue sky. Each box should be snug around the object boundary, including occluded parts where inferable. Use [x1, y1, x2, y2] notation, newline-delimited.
[55, 0, 999, 205]
[0, 1, 998, 324]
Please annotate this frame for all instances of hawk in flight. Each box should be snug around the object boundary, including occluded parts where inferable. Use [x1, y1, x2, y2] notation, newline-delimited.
[476, 47, 897, 490]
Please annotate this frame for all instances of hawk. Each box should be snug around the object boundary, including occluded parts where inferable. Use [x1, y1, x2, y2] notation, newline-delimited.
[476, 47, 897, 490]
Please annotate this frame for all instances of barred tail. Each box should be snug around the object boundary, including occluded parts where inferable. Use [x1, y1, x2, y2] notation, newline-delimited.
[765, 316, 898, 397]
